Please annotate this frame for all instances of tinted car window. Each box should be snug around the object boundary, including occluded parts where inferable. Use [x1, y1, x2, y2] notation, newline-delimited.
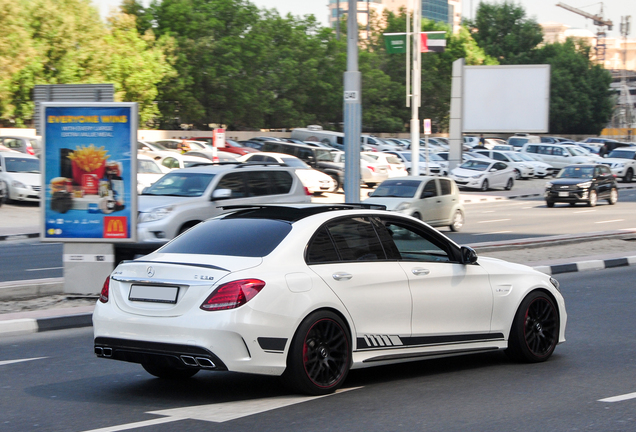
[421, 180, 437, 198]
[439, 179, 452, 195]
[380, 218, 451, 263]
[268, 171, 293, 194]
[246, 171, 270, 197]
[326, 217, 386, 262]
[159, 219, 292, 257]
[306, 226, 340, 264]
[215, 172, 246, 198]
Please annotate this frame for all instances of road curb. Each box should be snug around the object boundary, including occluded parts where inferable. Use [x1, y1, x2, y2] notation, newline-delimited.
[0, 312, 92, 337]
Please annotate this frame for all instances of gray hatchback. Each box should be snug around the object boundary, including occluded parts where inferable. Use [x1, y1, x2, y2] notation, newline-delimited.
[363, 176, 465, 231]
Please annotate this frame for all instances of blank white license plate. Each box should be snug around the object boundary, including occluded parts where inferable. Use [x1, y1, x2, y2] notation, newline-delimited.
[129, 285, 179, 304]
[558, 192, 569, 197]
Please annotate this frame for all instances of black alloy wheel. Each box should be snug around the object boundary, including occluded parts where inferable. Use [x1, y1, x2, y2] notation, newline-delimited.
[506, 291, 559, 363]
[284, 311, 351, 395]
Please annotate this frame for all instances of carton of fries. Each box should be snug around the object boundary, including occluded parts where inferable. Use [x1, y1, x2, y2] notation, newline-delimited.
[68, 144, 109, 187]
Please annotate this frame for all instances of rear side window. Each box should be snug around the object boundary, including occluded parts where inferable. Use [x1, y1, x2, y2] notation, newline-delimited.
[160, 219, 292, 257]
[307, 217, 387, 263]
[267, 171, 293, 194]
[439, 179, 452, 195]
[526, 145, 539, 153]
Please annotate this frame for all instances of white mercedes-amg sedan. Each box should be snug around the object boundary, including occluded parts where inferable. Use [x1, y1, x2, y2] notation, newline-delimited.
[93, 204, 567, 395]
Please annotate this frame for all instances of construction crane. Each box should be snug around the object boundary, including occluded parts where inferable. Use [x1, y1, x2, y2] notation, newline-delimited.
[556, 2, 613, 64]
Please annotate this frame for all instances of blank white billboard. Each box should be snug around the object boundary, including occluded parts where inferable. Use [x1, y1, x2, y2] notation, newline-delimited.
[462, 65, 550, 133]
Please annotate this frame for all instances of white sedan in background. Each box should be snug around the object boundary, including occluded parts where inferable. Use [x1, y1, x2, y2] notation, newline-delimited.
[450, 159, 515, 191]
[156, 153, 212, 172]
[137, 155, 166, 193]
[238, 152, 335, 195]
[362, 152, 407, 177]
[516, 152, 553, 178]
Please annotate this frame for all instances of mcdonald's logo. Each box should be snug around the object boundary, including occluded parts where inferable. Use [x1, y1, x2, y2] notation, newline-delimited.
[103, 216, 128, 238]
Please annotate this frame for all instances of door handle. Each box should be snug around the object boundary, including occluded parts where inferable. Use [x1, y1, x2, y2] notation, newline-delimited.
[411, 268, 430, 276]
[332, 272, 353, 281]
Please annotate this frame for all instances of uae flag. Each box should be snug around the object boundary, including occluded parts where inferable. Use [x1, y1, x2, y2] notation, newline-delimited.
[421, 31, 446, 53]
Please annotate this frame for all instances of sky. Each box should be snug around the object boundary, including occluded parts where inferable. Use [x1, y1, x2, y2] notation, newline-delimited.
[95, 0, 635, 38]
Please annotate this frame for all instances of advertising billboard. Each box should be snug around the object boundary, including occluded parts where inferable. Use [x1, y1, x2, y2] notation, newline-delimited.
[462, 65, 550, 133]
[41, 103, 137, 242]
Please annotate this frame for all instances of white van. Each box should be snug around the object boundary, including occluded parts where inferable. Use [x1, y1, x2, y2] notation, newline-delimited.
[290, 126, 394, 151]
[520, 143, 597, 170]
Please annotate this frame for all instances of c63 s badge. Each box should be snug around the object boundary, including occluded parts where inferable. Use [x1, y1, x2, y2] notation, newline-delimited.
[194, 275, 214, 281]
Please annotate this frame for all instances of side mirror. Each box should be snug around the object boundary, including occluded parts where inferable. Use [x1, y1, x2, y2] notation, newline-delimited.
[460, 246, 478, 265]
[490, 168, 497, 172]
[367, 191, 373, 197]
[211, 188, 232, 200]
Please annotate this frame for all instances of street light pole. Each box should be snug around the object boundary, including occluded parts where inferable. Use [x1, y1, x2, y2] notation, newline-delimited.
[410, 0, 421, 176]
[344, 0, 362, 202]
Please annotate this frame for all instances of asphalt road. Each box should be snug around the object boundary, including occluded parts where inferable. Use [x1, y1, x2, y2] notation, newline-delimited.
[1, 266, 635, 431]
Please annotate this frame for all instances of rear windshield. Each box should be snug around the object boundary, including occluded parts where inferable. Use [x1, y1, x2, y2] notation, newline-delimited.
[159, 218, 292, 257]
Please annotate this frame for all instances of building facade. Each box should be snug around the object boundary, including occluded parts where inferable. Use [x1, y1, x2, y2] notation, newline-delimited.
[328, 0, 462, 34]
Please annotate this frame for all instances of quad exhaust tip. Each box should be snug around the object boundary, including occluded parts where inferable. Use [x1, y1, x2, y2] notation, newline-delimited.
[180, 355, 216, 368]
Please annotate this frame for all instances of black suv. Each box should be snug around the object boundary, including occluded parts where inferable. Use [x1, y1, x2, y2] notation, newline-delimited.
[260, 141, 345, 190]
[545, 164, 618, 207]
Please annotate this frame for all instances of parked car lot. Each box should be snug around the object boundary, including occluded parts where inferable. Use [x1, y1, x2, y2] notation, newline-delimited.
[237, 152, 335, 195]
[364, 176, 465, 231]
[94, 204, 566, 395]
[450, 159, 515, 191]
[544, 164, 618, 207]
[0, 152, 41, 202]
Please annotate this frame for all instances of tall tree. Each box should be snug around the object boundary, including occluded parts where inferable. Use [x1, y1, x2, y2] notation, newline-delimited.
[533, 40, 613, 134]
[465, 1, 543, 64]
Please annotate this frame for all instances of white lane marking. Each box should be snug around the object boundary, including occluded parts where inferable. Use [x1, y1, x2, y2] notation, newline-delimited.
[481, 211, 496, 213]
[598, 392, 636, 403]
[573, 210, 596, 213]
[0, 357, 47, 366]
[26, 267, 64, 272]
[595, 219, 624, 224]
[477, 219, 511, 223]
[472, 231, 512, 235]
[79, 387, 360, 431]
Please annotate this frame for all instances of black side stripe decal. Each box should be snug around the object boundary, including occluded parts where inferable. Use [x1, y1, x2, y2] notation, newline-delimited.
[356, 333, 504, 350]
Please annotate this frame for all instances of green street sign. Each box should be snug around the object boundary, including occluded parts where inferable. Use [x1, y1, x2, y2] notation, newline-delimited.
[384, 33, 407, 54]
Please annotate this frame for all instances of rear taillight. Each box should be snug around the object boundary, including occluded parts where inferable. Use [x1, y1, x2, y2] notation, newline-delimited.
[27, 147, 34, 155]
[99, 277, 110, 303]
[200, 279, 265, 311]
[304, 186, 312, 196]
[366, 165, 376, 172]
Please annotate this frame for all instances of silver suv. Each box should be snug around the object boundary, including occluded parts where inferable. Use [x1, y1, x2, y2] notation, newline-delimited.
[137, 163, 311, 244]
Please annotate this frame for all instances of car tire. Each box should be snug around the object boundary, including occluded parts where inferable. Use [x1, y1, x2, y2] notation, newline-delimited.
[449, 209, 464, 232]
[480, 179, 489, 191]
[142, 363, 199, 379]
[514, 169, 521, 180]
[608, 187, 618, 205]
[624, 168, 633, 183]
[283, 310, 351, 396]
[412, 212, 421, 220]
[505, 291, 559, 363]
[330, 175, 341, 193]
[546, 201, 554, 208]
[505, 178, 514, 190]
[587, 189, 597, 207]
[569, 202, 576, 207]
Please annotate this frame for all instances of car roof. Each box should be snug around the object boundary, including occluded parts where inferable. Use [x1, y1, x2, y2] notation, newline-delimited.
[0, 152, 38, 159]
[218, 204, 389, 222]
